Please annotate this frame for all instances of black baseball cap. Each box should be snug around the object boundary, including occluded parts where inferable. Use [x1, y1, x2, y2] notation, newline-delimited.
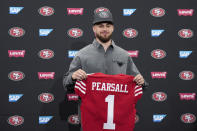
[93, 10, 113, 25]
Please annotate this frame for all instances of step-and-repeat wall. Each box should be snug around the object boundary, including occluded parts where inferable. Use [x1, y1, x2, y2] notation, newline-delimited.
[2, 0, 197, 131]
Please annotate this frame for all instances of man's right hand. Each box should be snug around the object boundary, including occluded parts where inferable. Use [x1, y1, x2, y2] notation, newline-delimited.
[72, 69, 87, 81]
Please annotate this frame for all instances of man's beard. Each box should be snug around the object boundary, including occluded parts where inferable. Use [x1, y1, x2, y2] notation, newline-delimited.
[95, 32, 112, 43]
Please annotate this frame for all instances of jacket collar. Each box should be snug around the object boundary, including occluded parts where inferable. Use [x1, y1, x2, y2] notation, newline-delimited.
[92, 39, 115, 48]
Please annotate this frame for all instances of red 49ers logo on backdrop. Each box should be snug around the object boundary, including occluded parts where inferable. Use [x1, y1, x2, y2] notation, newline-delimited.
[8, 71, 25, 81]
[68, 115, 80, 124]
[38, 49, 54, 59]
[67, 28, 83, 38]
[178, 29, 193, 38]
[9, 27, 25, 37]
[123, 28, 138, 38]
[7, 115, 24, 126]
[152, 92, 167, 102]
[38, 6, 54, 16]
[181, 113, 196, 123]
[150, 7, 165, 17]
[38, 93, 54, 103]
[151, 49, 166, 59]
[179, 71, 194, 80]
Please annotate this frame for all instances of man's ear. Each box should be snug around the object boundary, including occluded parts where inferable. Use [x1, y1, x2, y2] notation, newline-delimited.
[92, 25, 96, 33]
[112, 25, 114, 32]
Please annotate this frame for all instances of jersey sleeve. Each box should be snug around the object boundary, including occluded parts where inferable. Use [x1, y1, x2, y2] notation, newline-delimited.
[134, 85, 143, 103]
[74, 80, 87, 98]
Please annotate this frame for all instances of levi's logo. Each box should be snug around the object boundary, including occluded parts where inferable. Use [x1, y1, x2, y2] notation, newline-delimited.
[128, 50, 139, 57]
[67, 8, 84, 15]
[179, 93, 196, 100]
[38, 72, 55, 79]
[8, 50, 25, 57]
[67, 94, 79, 101]
[177, 9, 194, 16]
[151, 72, 167, 79]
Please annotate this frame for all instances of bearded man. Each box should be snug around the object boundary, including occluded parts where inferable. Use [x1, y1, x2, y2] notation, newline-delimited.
[63, 8, 148, 131]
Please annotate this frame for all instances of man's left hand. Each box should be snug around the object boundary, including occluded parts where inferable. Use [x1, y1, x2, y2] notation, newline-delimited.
[133, 74, 145, 86]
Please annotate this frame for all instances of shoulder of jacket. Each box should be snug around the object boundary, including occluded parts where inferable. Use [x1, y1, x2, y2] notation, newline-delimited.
[114, 45, 130, 57]
[75, 44, 93, 56]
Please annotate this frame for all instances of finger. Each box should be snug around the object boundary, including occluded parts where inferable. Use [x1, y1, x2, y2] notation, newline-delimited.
[138, 80, 144, 85]
[137, 81, 143, 85]
[133, 74, 141, 81]
[79, 69, 86, 75]
[78, 72, 86, 80]
[79, 70, 87, 79]
[134, 77, 141, 83]
[76, 73, 83, 80]
[72, 72, 78, 80]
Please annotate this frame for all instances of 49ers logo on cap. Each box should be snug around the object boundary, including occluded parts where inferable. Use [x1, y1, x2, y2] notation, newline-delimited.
[38, 49, 54, 59]
[150, 7, 165, 17]
[68, 115, 80, 124]
[7, 115, 24, 126]
[179, 71, 194, 80]
[152, 92, 167, 102]
[94, 7, 109, 13]
[67, 28, 83, 38]
[38, 93, 54, 103]
[178, 29, 193, 38]
[123, 28, 138, 38]
[151, 49, 166, 59]
[38, 6, 54, 16]
[8, 71, 25, 81]
[9, 27, 25, 37]
[181, 113, 196, 123]
[98, 11, 109, 18]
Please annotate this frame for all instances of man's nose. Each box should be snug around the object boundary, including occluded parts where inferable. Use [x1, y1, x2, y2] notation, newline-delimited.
[102, 26, 108, 31]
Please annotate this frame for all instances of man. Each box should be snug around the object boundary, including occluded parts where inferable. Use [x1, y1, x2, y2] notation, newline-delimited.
[63, 8, 148, 130]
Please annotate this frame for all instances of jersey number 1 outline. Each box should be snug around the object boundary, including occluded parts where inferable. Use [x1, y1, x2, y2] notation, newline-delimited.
[103, 95, 115, 130]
